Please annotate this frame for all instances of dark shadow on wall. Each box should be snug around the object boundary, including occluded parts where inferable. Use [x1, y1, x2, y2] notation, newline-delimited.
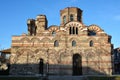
[0, 63, 109, 76]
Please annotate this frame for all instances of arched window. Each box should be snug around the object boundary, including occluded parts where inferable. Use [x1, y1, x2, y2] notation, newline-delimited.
[88, 30, 96, 36]
[54, 40, 59, 47]
[52, 31, 56, 36]
[90, 40, 93, 47]
[70, 14, 74, 21]
[76, 27, 78, 34]
[63, 16, 66, 24]
[72, 40, 76, 47]
[69, 27, 72, 34]
[73, 27, 75, 34]
[78, 16, 81, 22]
[69, 27, 78, 35]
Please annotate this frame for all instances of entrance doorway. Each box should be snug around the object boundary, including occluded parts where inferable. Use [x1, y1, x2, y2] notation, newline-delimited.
[39, 58, 44, 75]
[72, 54, 82, 75]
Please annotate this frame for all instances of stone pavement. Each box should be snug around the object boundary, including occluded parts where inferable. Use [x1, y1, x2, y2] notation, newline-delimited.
[47, 76, 86, 80]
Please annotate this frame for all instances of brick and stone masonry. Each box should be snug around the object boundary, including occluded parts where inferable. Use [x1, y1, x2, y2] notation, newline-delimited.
[10, 7, 113, 75]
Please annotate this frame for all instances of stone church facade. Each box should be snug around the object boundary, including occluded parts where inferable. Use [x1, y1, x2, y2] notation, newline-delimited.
[10, 7, 113, 75]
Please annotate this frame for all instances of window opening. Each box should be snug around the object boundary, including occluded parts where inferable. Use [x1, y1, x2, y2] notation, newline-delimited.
[72, 40, 76, 47]
[90, 40, 93, 47]
[63, 16, 66, 24]
[70, 14, 74, 21]
[54, 40, 59, 47]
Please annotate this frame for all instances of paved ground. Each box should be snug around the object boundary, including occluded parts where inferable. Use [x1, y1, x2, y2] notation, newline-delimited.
[0, 75, 119, 80]
[48, 76, 85, 80]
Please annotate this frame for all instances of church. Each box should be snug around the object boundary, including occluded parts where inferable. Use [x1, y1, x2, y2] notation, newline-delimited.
[10, 7, 113, 75]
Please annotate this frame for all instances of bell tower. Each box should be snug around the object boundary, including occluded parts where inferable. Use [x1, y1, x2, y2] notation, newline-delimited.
[35, 15, 48, 35]
[60, 7, 83, 26]
[27, 15, 48, 36]
[27, 19, 36, 36]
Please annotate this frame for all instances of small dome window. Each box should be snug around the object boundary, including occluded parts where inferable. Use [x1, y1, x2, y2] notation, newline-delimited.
[72, 40, 76, 47]
[63, 16, 66, 24]
[52, 31, 56, 36]
[70, 14, 74, 21]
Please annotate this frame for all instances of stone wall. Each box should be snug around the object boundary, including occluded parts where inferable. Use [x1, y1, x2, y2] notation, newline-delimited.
[10, 7, 113, 75]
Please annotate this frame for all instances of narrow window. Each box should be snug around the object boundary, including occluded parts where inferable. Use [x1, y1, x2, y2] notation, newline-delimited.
[76, 27, 78, 34]
[71, 27, 73, 34]
[70, 14, 74, 21]
[54, 40, 59, 47]
[72, 40, 76, 47]
[69, 27, 72, 34]
[73, 27, 75, 34]
[78, 16, 81, 22]
[90, 40, 93, 47]
[63, 16, 66, 24]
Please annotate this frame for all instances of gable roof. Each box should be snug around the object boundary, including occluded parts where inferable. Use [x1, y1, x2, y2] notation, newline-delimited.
[0, 48, 11, 53]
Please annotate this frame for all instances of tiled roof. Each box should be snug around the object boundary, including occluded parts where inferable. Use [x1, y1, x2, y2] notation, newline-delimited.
[0, 48, 11, 53]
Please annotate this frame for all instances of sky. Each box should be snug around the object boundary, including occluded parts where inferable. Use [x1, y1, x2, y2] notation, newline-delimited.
[0, 0, 120, 49]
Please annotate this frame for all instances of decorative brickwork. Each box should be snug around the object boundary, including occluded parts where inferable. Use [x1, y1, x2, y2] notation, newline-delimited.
[10, 7, 113, 75]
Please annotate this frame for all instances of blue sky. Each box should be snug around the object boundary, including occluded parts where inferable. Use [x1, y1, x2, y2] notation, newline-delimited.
[0, 0, 120, 49]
